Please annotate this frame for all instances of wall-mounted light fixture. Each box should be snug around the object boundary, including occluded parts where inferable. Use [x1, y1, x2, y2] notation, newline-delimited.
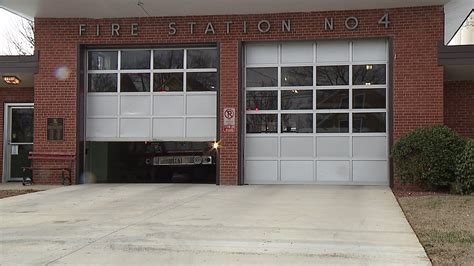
[3, 75, 21, 85]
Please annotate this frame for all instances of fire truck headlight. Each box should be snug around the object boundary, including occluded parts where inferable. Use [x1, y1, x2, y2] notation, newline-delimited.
[212, 142, 219, 150]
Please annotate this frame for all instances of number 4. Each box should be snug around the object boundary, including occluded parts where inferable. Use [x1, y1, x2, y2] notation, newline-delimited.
[379, 13, 391, 28]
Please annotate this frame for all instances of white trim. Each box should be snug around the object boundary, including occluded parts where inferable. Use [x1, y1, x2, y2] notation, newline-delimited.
[85, 137, 216, 142]
[243, 180, 390, 186]
[244, 157, 388, 161]
[349, 41, 354, 182]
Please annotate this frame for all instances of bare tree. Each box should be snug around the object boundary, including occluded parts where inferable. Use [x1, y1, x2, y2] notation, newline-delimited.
[3, 13, 34, 55]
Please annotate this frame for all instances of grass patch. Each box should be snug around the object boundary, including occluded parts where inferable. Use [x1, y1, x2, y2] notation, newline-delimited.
[397, 194, 474, 266]
[423, 197, 444, 209]
[423, 230, 474, 245]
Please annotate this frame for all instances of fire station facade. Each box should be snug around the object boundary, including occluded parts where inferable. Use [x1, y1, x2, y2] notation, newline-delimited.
[1, 4, 473, 186]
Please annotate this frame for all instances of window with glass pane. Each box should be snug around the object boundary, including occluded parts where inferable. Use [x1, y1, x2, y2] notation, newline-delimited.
[187, 49, 218, 68]
[316, 89, 349, 109]
[187, 72, 217, 91]
[281, 67, 313, 86]
[88, 51, 117, 70]
[316, 66, 349, 86]
[246, 68, 278, 87]
[121, 50, 151, 69]
[281, 90, 313, 110]
[88, 74, 117, 92]
[12, 109, 34, 142]
[246, 91, 277, 110]
[281, 114, 313, 133]
[353, 113, 386, 133]
[353, 89, 386, 109]
[316, 113, 349, 133]
[154, 50, 184, 69]
[153, 73, 183, 92]
[353, 64, 386, 85]
[246, 114, 278, 133]
[120, 73, 150, 92]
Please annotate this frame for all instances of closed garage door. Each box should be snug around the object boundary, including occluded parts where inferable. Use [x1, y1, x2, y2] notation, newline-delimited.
[244, 40, 389, 185]
[86, 47, 217, 142]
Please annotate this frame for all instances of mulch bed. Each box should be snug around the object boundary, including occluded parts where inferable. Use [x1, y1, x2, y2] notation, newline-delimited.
[393, 190, 450, 197]
[0, 189, 40, 199]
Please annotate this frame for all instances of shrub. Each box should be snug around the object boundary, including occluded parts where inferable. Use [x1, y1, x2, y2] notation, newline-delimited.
[454, 140, 474, 195]
[391, 125, 466, 189]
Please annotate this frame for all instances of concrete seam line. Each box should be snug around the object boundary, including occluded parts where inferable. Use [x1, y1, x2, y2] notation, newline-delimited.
[44, 188, 218, 265]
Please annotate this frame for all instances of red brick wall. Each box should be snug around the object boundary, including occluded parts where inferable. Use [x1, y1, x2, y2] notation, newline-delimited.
[34, 6, 444, 185]
[0, 87, 34, 182]
[444, 80, 474, 138]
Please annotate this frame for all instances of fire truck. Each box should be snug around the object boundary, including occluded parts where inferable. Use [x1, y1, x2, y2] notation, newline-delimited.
[144, 141, 217, 183]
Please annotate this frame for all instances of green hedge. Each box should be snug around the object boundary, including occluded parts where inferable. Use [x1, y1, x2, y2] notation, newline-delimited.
[454, 139, 474, 195]
[391, 125, 466, 189]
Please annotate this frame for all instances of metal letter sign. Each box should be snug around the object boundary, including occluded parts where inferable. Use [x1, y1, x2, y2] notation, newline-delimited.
[79, 12, 391, 37]
[223, 107, 236, 133]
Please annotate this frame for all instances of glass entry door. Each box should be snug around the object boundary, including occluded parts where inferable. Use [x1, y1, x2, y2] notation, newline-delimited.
[4, 104, 34, 181]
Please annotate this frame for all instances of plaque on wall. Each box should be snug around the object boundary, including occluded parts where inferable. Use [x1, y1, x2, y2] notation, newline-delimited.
[47, 118, 64, 141]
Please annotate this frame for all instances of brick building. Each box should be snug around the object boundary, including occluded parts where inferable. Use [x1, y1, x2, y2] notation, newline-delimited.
[0, 0, 473, 186]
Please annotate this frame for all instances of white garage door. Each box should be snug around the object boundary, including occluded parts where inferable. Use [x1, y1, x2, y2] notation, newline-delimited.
[85, 47, 217, 141]
[244, 40, 389, 185]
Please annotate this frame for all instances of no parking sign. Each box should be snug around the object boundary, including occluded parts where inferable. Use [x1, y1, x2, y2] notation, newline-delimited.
[223, 107, 236, 133]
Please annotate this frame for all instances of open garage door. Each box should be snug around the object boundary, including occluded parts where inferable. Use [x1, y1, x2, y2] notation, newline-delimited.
[244, 40, 389, 185]
[85, 47, 217, 183]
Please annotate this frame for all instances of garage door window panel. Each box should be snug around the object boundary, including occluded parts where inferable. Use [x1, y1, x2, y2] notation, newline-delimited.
[120, 73, 150, 92]
[316, 89, 349, 109]
[281, 90, 313, 110]
[186, 72, 217, 92]
[121, 50, 151, 70]
[153, 73, 183, 92]
[353, 113, 386, 133]
[281, 67, 313, 86]
[281, 114, 313, 133]
[316, 113, 349, 133]
[246, 114, 278, 133]
[154, 49, 184, 69]
[316, 66, 349, 86]
[88, 74, 117, 92]
[353, 64, 386, 85]
[353, 88, 386, 109]
[246, 91, 278, 110]
[246, 68, 278, 87]
[88, 51, 118, 70]
[187, 49, 218, 69]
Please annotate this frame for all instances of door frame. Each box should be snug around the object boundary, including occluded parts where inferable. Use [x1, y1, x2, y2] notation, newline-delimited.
[2, 103, 34, 182]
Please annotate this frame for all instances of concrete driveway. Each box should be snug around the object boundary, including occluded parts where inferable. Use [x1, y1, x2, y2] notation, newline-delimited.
[0, 184, 429, 265]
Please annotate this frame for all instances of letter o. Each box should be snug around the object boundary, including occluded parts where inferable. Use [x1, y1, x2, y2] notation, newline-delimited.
[258, 20, 271, 33]
[345, 16, 359, 30]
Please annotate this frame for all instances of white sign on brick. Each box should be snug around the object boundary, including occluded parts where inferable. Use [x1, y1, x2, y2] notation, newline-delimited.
[223, 107, 236, 133]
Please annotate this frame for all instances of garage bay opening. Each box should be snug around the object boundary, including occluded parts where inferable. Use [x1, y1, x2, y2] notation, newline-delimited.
[86, 141, 216, 183]
[84, 47, 218, 183]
